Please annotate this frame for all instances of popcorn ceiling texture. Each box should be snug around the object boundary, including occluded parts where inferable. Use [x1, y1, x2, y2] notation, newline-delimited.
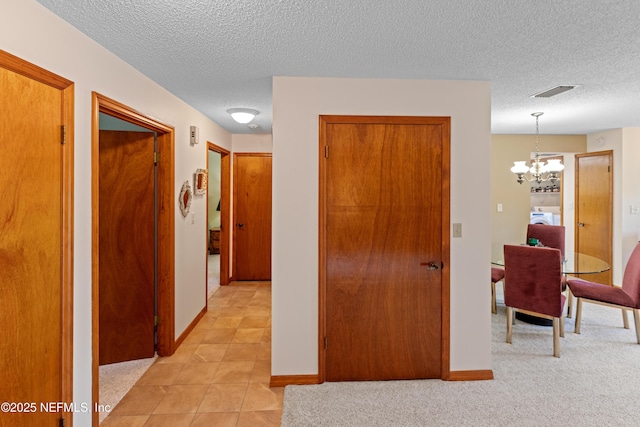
[36, 0, 640, 135]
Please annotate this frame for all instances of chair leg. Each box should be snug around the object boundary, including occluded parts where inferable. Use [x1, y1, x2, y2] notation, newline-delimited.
[553, 317, 560, 357]
[574, 297, 582, 334]
[491, 281, 497, 314]
[634, 309, 640, 344]
[560, 315, 565, 338]
[622, 309, 629, 329]
[506, 307, 513, 344]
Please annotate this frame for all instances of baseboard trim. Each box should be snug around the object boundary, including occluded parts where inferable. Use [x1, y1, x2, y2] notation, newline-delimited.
[446, 369, 494, 381]
[270, 375, 320, 387]
[174, 306, 207, 349]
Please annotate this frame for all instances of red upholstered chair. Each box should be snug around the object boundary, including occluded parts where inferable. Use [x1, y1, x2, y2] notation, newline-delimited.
[491, 267, 505, 314]
[567, 243, 640, 344]
[526, 224, 565, 258]
[504, 244, 566, 357]
[526, 224, 573, 316]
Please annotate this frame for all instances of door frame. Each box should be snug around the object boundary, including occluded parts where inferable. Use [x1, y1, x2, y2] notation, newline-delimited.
[207, 142, 231, 287]
[0, 49, 75, 424]
[575, 150, 613, 284]
[317, 115, 451, 383]
[91, 92, 175, 426]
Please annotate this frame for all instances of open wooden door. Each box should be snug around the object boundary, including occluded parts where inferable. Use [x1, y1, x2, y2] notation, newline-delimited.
[320, 115, 450, 381]
[99, 130, 155, 364]
[575, 150, 613, 285]
[233, 153, 272, 280]
[207, 142, 231, 286]
[0, 51, 73, 426]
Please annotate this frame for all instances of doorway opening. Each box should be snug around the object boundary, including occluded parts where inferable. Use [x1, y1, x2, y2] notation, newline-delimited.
[91, 92, 175, 426]
[207, 142, 231, 299]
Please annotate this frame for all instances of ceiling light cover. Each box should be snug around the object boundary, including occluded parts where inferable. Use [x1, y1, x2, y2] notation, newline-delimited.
[227, 108, 259, 124]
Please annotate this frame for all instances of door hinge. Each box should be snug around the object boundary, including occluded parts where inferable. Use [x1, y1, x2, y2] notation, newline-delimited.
[154, 151, 160, 164]
[325, 146, 329, 158]
[324, 336, 328, 350]
[154, 316, 160, 326]
[61, 125, 66, 145]
[59, 417, 66, 427]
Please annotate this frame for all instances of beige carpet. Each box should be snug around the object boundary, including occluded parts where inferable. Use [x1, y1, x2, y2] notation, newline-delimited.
[282, 285, 640, 426]
[98, 356, 157, 423]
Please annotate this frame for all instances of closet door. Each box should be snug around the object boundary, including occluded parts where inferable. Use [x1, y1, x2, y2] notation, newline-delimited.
[0, 52, 74, 426]
[321, 115, 450, 381]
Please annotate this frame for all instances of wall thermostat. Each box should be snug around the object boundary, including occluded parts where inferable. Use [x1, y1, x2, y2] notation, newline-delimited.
[190, 125, 199, 145]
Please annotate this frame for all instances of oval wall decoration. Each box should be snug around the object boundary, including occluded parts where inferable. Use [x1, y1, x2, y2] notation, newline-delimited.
[179, 180, 192, 217]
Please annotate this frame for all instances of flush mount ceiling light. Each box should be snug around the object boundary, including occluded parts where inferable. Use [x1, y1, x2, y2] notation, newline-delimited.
[227, 108, 259, 124]
[511, 112, 564, 184]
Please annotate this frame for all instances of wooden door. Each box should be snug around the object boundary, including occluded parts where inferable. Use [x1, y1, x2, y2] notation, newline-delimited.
[0, 54, 73, 426]
[321, 116, 450, 381]
[233, 154, 272, 280]
[575, 151, 613, 285]
[99, 130, 155, 364]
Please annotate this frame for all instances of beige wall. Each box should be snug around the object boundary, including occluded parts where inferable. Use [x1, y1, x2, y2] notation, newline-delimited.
[272, 76, 493, 376]
[232, 133, 273, 153]
[491, 134, 587, 248]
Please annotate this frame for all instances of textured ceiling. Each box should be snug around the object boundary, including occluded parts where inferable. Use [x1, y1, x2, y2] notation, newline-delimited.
[36, 0, 640, 135]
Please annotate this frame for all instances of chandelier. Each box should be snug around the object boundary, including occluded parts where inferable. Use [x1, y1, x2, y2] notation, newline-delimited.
[511, 112, 564, 184]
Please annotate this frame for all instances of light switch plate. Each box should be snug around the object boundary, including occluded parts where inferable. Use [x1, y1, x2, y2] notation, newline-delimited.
[452, 223, 462, 238]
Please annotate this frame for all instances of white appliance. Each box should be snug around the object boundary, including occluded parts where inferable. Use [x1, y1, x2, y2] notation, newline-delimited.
[531, 206, 561, 225]
[530, 211, 554, 225]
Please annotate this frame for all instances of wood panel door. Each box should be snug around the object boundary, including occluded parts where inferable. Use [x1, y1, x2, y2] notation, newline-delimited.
[0, 54, 73, 426]
[99, 130, 155, 364]
[321, 116, 450, 381]
[575, 151, 613, 285]
[233, 154, 272, 280]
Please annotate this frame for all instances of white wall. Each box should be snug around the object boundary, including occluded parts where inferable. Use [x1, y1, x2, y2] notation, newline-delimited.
[1, 1, 230, 424]
[271, 76, 492, 376]
[562, 154, 577, 253]
[232, 133, 273, 153]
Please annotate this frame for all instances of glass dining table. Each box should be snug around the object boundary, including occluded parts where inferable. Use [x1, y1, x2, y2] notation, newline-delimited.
[491, 243, 611, 275]
[491, 243, 610, 325]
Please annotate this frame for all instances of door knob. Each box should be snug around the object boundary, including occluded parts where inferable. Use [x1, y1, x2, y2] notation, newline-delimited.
[421, 261, 441, 270]
[236, 223, 244, 228]
[578, 222, 585, 227]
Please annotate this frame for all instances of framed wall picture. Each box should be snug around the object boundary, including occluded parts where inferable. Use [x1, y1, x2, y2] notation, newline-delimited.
[194, 168, 207, 195]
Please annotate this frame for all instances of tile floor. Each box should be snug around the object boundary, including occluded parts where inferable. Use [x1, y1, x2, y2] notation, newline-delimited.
[100, 281, 283, 427]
